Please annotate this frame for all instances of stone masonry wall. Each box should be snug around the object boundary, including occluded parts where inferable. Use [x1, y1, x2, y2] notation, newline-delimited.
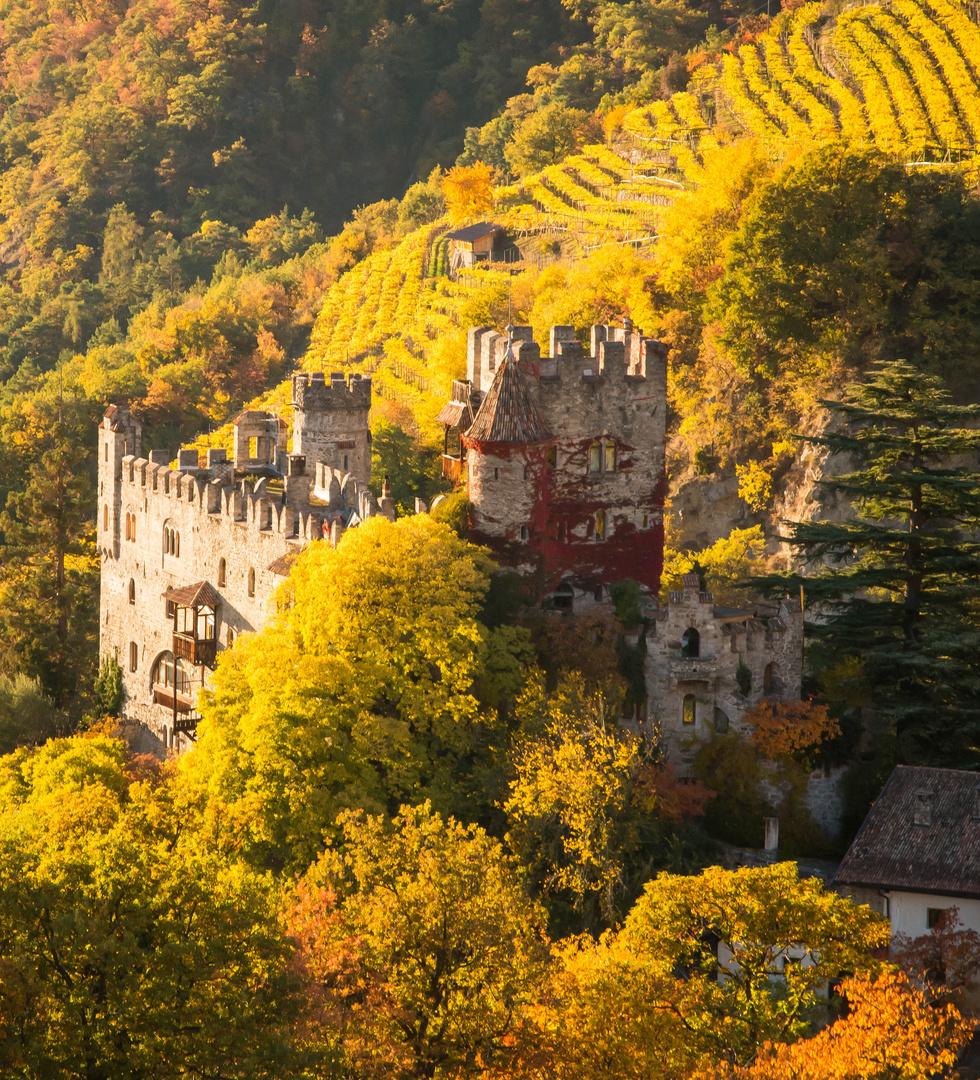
[464, 324, 668, 595]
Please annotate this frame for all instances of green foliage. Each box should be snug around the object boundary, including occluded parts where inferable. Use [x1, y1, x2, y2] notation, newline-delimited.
[370, 418, 444, 516]
[184, 516, 515, 871]
[694, 732, 770, 847]
[756, 360, 980, 766]
[93, 654, 123, 718]
[430, 490, 470, 538]
[609, 578, 644, 629]
[735, 657, 753, 696]
[0, 674, 63, 756]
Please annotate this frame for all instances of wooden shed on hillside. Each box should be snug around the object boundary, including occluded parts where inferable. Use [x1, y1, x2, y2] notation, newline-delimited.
[446, 222, 504, 270]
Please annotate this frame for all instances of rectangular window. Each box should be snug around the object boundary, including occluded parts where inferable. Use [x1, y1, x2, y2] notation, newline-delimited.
[604, 441, 616, 472]
[927, 907, 949, 930]
[589, 442, 601, 474]
[546, 445, 556, 469]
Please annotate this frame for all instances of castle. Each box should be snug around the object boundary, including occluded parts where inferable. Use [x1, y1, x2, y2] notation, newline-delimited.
[99, 323, 802, 762]
[98, 372, 395, 753]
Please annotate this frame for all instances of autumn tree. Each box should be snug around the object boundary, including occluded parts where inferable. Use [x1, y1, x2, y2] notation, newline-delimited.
[289, 802, 548, 1079]
[183, 515, 532, 872]
[0, 397, 99, 711]
[442, 163, 497, 223]
[0, 736, 310, 1078]
[894, 906, 980, 1000]
[700, 971, 974, 1080]
[528, 863, 890, 1080]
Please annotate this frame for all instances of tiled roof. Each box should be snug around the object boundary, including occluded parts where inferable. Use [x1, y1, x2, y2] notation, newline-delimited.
[267, 551, 300, 577]
[435, 401, 473, 427]
[445, 222, 502, 242]
[465, 357, 551, 444]
[833, 765, 980, 898]
[164, 581, 221, 609]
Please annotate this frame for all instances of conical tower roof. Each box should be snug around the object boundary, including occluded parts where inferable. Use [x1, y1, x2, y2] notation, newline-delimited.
[465, 356, 551, 444]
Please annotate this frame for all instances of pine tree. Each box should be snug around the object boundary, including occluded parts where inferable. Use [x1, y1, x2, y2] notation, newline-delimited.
[759, 359, 980, 766]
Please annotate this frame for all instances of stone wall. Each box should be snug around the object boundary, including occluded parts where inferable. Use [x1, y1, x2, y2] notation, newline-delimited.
[97, 372, 380, 754]
[645, 574, 804, 773]
[463, 323, 668, 595]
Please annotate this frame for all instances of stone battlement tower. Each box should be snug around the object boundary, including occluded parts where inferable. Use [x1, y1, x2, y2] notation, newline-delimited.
[291, 371, 372, 484]
[437, 322, 668, 602]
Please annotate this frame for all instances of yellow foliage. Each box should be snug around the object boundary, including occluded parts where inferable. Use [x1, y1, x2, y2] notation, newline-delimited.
[736, 460, 773, 512]
[442, 162, 496, 223]
[662, 525, 766, 604]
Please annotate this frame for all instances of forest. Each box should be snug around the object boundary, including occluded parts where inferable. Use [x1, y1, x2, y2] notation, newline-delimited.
[3, 0, 980, 1073]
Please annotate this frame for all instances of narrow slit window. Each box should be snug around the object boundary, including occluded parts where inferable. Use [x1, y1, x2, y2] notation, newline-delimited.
[546, 445, 556, 469]
[595, 509, 606, 541]
[604, 440, 616, 472]
[129, 641, 138, 672]
[128, 579, 135, 605]
[248, 568, 256, 597]
[218, 558, 226, 588]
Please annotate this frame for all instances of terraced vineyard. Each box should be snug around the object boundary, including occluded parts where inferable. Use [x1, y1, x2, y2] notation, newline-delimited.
[238, 0, 980, 446]
[621, 0, 980, 167]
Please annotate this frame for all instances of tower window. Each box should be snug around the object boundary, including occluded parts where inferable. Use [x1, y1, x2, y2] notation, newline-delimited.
[681, 627, 700, 658]
[129, 642, 138, 672]
[103, 505, 109, 530]
[343, 454, 349, 471]
[128, 579, 135, 605]
[595, 509, 606, 542]
[494, 467, 499, 480]
[589, 441, 602, 474]
[604, 440, 616, 472]
[683, 694, 696, 725]
[520, 525, 528, 540]
[546, 445, 556, 469]
[218, 558, 226, 588]
[248, 568, 256, 597]
[104, 443, 108, 462]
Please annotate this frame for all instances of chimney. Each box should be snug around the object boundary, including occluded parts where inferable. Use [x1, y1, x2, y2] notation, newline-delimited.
[914, 788, 934, 827]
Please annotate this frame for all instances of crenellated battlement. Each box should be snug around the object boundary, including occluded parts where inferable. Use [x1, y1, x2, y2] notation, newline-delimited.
[465, 323, 667, 396]
[292, 371, 372, 411]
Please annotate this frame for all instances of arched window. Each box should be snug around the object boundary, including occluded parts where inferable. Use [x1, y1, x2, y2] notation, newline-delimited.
[604, 440, 616, 472]
[589, 441, 602, 473]
[152, 652, 190, 694]
[681, 627, 700, 658]
[763, 663, 774, 694]
[248, 568, 255, 597]
[218, 558, 226, 588]
[683, 694, 696, 725]
[595, 509, 606, 542]
[129, 641, 138, 672]
[128, 579, 135, 605]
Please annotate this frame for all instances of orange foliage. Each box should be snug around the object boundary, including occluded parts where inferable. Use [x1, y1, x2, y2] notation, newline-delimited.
[634, 761, 713, 825]
[697, 970, 974, 1080]
[744, 698, 840, 759]
[895, 906, 980, 996]
[442, 162, 495, 223]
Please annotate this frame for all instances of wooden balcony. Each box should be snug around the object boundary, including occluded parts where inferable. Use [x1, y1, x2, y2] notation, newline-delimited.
[173, 713, 202, 741]
[152, 685, 193, 713]
[441, 455, 466, 485]
[173, 632, 217, 669]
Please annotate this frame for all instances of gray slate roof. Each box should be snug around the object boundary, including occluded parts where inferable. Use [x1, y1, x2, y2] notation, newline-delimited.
[833, 765, 980, 899]
[445, 222, 502, 243]
[465, 357, 551, 444]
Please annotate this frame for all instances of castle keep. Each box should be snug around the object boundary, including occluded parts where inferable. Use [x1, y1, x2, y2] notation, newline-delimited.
[438, 322, 668, 602]
[98, 372, 394, 752]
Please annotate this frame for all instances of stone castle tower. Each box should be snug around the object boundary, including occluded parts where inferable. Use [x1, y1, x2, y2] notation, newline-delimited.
[97, 371, 391, 753]
[437, 322, 668, 603]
